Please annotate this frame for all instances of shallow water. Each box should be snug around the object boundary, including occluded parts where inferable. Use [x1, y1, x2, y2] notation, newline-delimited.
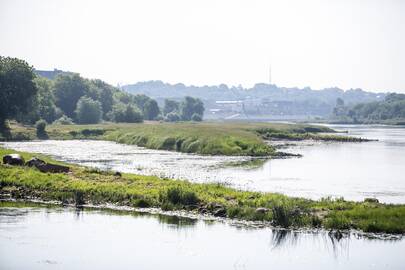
[0, 204, 404, 270]
[2, 124, 405, 203]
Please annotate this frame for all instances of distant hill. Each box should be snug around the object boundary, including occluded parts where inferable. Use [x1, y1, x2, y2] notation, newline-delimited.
[123, 81, 386, 120]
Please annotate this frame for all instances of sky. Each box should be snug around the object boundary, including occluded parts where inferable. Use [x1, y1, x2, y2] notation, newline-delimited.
[1, 0, 404, 92]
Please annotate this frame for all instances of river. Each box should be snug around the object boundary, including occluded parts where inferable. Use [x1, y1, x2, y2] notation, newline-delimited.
[2, 124, 404, 203]
[0, 203, 404, 270]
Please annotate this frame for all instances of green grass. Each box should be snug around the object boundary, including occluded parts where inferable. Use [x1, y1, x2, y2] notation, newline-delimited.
[1, 147, 405, 234]
[2, 121, 355, 156]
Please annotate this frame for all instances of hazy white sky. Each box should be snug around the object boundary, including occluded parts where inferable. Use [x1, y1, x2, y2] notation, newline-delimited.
[1, 0, 404, 92]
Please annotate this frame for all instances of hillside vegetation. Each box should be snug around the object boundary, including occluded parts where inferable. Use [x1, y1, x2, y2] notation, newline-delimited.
[332, 93, 405, 124]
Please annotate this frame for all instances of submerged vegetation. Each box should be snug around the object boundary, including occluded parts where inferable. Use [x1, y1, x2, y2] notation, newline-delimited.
[1, 147, 404, 234]
[2, 121, 363, 156]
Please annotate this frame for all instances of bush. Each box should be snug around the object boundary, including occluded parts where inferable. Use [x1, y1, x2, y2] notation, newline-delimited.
[53, 115, 74, 125]
[160, 186, 199, 206]
[35, 119, 48, 139]
[75, 96, 102, 124]
[165, 112, 181, 122]
[191, 113, 203, 121]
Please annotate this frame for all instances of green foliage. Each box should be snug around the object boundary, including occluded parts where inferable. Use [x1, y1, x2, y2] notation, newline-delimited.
[54, 73, 90, 118]
[180, 96, 204, 121]
[334, 93, 405, 124]
[133, 94, 152, 111]
[35, 119, 47, 139]
[163, 99, 180, 115]
[75, 96, 102, 124]
[87, 79, 115, 118]
[160, 186, 199, 206]
[34, 77, 60, 123]
[108, 103, 143, 123]
[143, 99, 160, 120]
[0, 56, 37, 127]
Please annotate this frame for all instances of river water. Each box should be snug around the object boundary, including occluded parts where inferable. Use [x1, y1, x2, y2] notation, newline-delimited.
[0, 203, 404, 270]
[1, 124, 405, 203]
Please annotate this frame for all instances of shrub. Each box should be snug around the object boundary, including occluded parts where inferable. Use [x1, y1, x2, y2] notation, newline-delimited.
[35, 119, 48, 139]
[160, 186, 199, 206]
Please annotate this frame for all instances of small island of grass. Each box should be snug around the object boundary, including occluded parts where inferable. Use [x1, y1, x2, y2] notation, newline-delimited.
[2, 121, 368, 156]
[1, 147, 404, 235]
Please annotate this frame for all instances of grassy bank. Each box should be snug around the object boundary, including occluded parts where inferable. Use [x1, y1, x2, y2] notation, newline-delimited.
[1, 147, 404, 234]
[2, 121, 358, 156]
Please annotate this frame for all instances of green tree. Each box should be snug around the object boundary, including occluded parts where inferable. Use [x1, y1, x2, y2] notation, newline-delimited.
[180, 96, 204, 121]
[74, 96, 102, 124]
[133, 94, 152, 111]
[88, 79, 115, 118]
[35, 77, 60, 123]
[163, 99, 180, 115]
[54, 74, 89, 118]
[143, 99, 160, 120]
[109, 103, 143, 123]
[0, 56, 38, 129]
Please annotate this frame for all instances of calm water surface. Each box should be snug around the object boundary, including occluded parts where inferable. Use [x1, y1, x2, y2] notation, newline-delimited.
[2, 124, 405, 203]
[0, 204, 404, 270]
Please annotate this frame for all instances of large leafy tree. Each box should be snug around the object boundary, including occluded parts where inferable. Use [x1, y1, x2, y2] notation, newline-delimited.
[143, 99, 160, 120]
[108, 103, 143, 123]
[0, 56, 38, 129]
[180, 96, 204, 121]
[92, 80, 114, 117]
[35, 77, 59, 123]
[54, 73, 89, 118]
[74, 96, 102, 124]
[163, 99, 180, 115]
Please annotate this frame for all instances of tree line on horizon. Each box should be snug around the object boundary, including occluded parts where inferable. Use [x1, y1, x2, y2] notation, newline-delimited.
[0, 56, 205, 132]
[332, 94, 405, 123]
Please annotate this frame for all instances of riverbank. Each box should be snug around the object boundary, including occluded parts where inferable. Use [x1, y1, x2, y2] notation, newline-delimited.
[2, 121, 368, 156]
[1, 147, 404, 234]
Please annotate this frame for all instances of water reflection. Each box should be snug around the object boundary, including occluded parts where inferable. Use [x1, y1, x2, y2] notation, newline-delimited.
[1, 203, 404, 269]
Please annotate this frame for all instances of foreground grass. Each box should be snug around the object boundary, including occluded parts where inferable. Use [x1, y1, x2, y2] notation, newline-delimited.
[1, 147, 404, 234]
[3, 121, 350, 156]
